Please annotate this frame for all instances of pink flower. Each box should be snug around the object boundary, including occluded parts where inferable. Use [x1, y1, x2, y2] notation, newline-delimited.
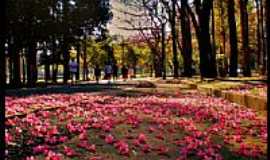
[58, 136, 68, 143]
[137, 133, 147, 144]
[79, 131, 88, 140]
[5, 132, 13, 144]
[105, 134, 115, 144]
[155, 133, 164, 140]
[45, 151, 62, 160]
[33, 145, 49, 154]
[157, 146, 169, 155]
[114, 140, 129, 156]
[86, 144, 96, 153]
[102, 124, 112, 132]
[77, 141, 96, 153]
[142, 144, 151, 153]
[88, 156, 103, 160]
[47, 126, 59, 136]
[63, 146, 77, 157]
[148, 126, 156, 133]
[26, 156, 36, 160]
[132, 139, 140, 147]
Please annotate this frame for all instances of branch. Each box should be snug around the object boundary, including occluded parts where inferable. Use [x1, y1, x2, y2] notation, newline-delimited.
[186, 5, 200, 37]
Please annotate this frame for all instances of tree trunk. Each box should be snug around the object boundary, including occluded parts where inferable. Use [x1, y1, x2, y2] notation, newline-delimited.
[171, 0, 179, 78]
[198, 0, 216, 78]
[22, 56, 26, 84]
[11, 43, 21, 87]
[27, 42, 37, 87]
[219, 0, 226, 56]
[0, 0, 6, 157]
[76, 43, 81, 80]
[180, 0, 193, 77]
[240, 0, 251, 76]
[191, 0, 217, 78]
[44, 45, 50, 84]
[63, 37, 70, 84]
[161, 21, 166, 79]
[52, 36, 58, 83]
[63, 0, 70, 83]
[211, 2, 218, 76]
[255, 0, 262, 69]
[261, 0, 267, 74]
[152, 48, 162, 77]
[228, 0, 238, 77]
[266, 0, 269, 76]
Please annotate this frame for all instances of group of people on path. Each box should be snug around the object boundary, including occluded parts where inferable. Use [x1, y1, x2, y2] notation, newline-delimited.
[94, 63, 134, 84]
[69, 58, 135, 84]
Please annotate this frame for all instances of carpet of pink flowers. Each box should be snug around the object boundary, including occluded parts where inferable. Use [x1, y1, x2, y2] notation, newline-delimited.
[5, 91, 267, 160]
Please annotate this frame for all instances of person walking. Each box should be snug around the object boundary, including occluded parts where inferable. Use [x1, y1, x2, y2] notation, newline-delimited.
[104, 63, 112, 84]
[128, 65, 134, 80]
[94, 65, 101, 84]
[69, 58, 78, 85]
[121, 65, 128, 81]
[112, 63, 118, 81]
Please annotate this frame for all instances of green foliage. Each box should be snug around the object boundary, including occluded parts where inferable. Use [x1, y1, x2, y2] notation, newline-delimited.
[86, 38, 110, 68]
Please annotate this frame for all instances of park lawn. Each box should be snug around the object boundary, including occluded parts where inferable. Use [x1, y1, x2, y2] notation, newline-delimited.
[5, 88, 267, 160]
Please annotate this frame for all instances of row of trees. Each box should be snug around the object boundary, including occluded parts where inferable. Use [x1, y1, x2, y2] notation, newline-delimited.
[119, 0, 269, 78]
[3, 0, 112, 87]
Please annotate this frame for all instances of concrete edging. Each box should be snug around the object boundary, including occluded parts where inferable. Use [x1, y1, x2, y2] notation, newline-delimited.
[197, 86, 266, 110]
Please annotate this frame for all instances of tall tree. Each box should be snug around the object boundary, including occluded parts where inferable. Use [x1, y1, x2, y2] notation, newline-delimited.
[180, 0, 193, 77]
[121, 0, 167, 77]
[255, 0, 262, 68]
[10, 39, 21, 86]
[0, 0, 6, 159]
[228, 0, 238, 77]
[170, 0, 179, 78]
[218, 0, 226, 56]
[188, 0, 217, 78]
[266, 0, 270, 76]
[240, 0, 251, 76]
[6, 0, 112, 87]
[63, 0, 70, 84]
[161, 7, 167, 79]
[211, 1, 217, 75]
[261, 0, 267, 74]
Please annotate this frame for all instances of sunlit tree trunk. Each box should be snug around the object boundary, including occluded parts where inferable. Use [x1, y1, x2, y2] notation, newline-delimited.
[219, 0, 226, 56]
[211, 2, 217, 76]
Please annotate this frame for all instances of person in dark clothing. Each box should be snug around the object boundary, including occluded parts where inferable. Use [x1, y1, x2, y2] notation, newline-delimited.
[94, 65, 101, 84]
[112, 64, 118, 81]
[121, 65, 128, 81]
